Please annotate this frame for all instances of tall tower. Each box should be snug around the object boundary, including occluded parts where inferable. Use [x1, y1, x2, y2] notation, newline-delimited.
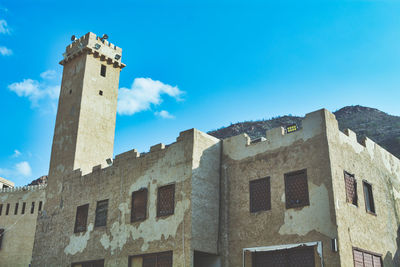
[49, 32, 125, 177]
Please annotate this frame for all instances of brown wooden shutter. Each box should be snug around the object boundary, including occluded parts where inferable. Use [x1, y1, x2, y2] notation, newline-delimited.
[287, 246, 315, 267]
[131, 188, 148, 222]
[0, 228, 4, 249]
[143, 254, 157, 267]
[284, 169, 309, 209]
[250, 177, 271, 212]
[344, 172, 357, 205]
[157, 251, 173, 267]
[94, 200, 108, 227]
[74, 204, 89, 233]
[157, 184, 175, 217]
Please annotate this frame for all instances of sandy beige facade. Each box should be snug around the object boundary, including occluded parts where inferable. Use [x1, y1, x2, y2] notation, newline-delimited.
[1, 32, 400, 266]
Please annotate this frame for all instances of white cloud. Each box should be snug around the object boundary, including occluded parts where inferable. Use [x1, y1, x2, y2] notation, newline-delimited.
[8, 73, 60, 106]
[12, 150, 21, 158]
[40, 70, 57, 80]
[0, 46, 12, 56]
[117, 77, 183, 115]
[15, 161, 32, 176]
[155, 110, 175, 119]
[0, 19, 10, 34]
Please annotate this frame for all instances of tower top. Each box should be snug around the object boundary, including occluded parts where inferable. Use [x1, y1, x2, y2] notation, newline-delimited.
[59, 32, 126, 69]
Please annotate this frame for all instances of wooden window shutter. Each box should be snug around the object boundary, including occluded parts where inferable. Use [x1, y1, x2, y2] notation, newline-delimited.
[157, 184, 175, 217]
[344, 172, 357, 205]
[143, 254, 157, 267]
[94, 200, 108, 227]
[74, 204, 89, 233]
[250, 177, 271, 212]
[284, 169, 310, 209]
[353, 248, 382, 267]
[0, 228, 4, 249]
[156, 251, 173, 267]
[131, 188, 148, 222]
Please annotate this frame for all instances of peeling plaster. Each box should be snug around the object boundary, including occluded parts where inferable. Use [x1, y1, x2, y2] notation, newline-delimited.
[279, 183, 335, 237]
[64, 223, 94, 255]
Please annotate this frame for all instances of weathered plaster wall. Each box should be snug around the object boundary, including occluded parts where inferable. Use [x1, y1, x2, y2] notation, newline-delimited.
[32, 129, 220, 267]
[0, 186, 46, 267]
[191, 130, 221, 254]
[220, 109, 340, 267]
[325, 113, 400, 267]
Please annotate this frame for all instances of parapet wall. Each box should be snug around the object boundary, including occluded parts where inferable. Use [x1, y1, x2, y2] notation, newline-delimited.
[0, 184, 47, 193]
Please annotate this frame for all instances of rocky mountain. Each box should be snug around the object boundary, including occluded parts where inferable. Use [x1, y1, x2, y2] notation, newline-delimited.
[208, 105, 400, 159]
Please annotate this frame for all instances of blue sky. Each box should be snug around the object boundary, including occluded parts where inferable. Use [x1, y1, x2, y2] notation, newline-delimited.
[1, 0, 400, 186]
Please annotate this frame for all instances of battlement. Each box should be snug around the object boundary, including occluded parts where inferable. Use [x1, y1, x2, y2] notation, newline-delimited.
[0, 184, 47, 193]
[59, 32, 125, 69]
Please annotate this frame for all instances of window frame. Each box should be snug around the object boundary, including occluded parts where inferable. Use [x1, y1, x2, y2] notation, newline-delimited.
[249, 177, 271, 213]
[157, 184, 175, 217]
[131, 188, 148, 222]
[94, 199, 109, 228]
[128, 251, 173, 267]
[284, 169, 310, 209]
[100, 64, 106, 77]
[363, 180, 376, 215]
[352, 247, 382, 267]
[71, 259, 104, 267]
[74, 204, 89, 233]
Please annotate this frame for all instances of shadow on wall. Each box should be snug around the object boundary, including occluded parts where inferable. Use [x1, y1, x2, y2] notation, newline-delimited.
[383, 226, 400, 266]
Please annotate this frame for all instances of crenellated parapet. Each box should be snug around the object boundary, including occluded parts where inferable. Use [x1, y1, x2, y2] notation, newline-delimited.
[0, 184, 47, 194]
[59, 32, 126, 69]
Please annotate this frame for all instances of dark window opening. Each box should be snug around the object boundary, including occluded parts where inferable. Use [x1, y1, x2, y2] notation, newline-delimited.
[250, 177, 271, 213]
[72, 259, 104, 267]
[344, 171, 357, 206]
[22, 202, 26, 214]
[131, 188, 148, 222]
[14, 203, 18, 215]
[129, 251, 172, 267]
[99, 90, 103, 96]
[38, 201, 43, 212]
[0, 228, 4, 249]
[363, 181, 376, 214]
[284, 169, 309, 209]
[31, 202, 35, 214]
[100, 64, 106, 77]
[0, 204, 3, 216]
[157, 184, 175, 217]
[95, 200, 108, 227]
[6, 203, 10, 215]
[353, 248, 382, 267]
[69, 89, 72, 94]
[74, 204, 89, 233]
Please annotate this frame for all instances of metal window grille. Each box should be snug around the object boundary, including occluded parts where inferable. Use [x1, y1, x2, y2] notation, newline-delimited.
[344, 172, 357, 206]
[284, 169, 310, 209]
[140, 251, 173, 267]
[253, 246, 315, 267]
[94, 200, 108, 227]
[157, 184, 175, 217]
[74, 204, 89, 233]
[250, 177, 271, 213]
[131, 188, 148, 222]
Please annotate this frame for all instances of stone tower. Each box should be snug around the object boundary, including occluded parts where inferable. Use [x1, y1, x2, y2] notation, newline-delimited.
[49, 32, 125, 177]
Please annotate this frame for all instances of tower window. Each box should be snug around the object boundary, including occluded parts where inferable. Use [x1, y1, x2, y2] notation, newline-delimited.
[0, 204, 3, 216]
[14, 203, 19, 215]
[99, 90, 103, 96]
[22, 202, 26, 214]
[344, 171, 357, 206]
[38, 201, 43, 212]
[74, 204, 89, 233]
[6, 204, 10, 215]
[250, 177, 271, 213]
[284, 169, 309, 209]
[94, 199, 108, 227]
[31, 202, 35, 214]
[157, 184, 175, 217]
[131, 188, 148, 222]
[363, 181, 376, 214]
[100, 64, 106, 77]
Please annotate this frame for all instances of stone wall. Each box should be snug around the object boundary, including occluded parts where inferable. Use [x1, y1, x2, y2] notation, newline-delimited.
[0, 185, 46, 267]
[31, 129, 221, 267]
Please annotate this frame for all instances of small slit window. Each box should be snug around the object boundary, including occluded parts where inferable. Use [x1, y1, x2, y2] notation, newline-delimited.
[74, 204, 89, 233]
[22, 202, 26, 214]
[363, 181, 376, 214]
[249, 177, 271, 213]
[157, 184, 175, 217]
[0, 228, 4, 249]
[38, 201, 43, 212]
[6, 203, 10, 215]
[31, 202, 35, 214]
[0, 204, 3, 216]
[99, 90, 103, 96]
[14, 203, 18, 215]
[131, 188, 148, 222]
[344, 171, 357, 206]
[94, 199, 108, 227]
[284, 169, 310, 209]
[100, 64, 106, 77]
